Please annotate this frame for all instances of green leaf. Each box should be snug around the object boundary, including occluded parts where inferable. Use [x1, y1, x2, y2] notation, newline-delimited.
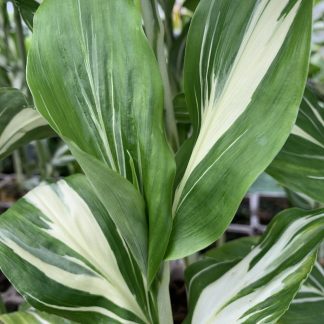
[27, 0, 175, 282]
[67, 143, 148, 274]
[279, 262, 324, 324]
[0, 175, 157, 324]
[0, 88, 54, 161]
[174, 93, 190, 125]
[166, 0, 312, 259]
[13, 0, 39, 31]
[183, 0, 200, 12]
[0, 308, 73, 324]
[268, 87, 324, 203]
[204, 236, 260, 261]
[185, 208, 324, 323]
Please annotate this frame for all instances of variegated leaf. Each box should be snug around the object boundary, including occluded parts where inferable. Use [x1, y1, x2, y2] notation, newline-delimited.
[166, 0, 312, 259]
[268, 87, 324, 203]
[185, 208, 324, 324]
[0, 175, 159, 324]
[0, 88, 53, 160]
[27, 0, 175, 282]
[0, 308, 73, 324]
[279, 261, 324, 323]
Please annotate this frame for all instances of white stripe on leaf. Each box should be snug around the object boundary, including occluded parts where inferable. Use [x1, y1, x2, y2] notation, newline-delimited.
[291, 125, 324, 149]
[176, 0, 302, 205]
[191, 213, 323, 323]
[0, 108, 48, 155]
[0, 180, 146, 322]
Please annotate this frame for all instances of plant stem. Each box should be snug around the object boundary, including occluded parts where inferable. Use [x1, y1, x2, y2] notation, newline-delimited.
[35, 140, 50, 180]
[141, 0, 179, 151]
[13, 150, 24, 189]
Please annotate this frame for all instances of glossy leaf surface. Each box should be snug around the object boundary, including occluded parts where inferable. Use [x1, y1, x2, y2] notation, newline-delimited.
[0, 88, 53, 160]
[268, 87, 324, 203]
[27, 0, 175, 282]
[167, 0, 312, 259]
[0, 175, 157, 324]
[185, 208, 324, 323]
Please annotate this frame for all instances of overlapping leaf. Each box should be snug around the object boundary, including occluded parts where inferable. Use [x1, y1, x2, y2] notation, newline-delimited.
[0, 175, 159, 324]
[279, 261, 324, 323]
[0, 308, 73, 324]
[268, 87, 324, 203]
[185, 208, 324, 323]
[13, 0, 39, 30]
[166, 0, 312, 259]
[0, 88, 53, 160]
[27, 0, 175, 282]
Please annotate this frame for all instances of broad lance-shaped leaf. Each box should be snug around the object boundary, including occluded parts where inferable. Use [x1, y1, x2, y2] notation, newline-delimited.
[268, 87, 324, 203]
[27, 0, 175, 282]
[279, 261, 324, 324]
[185, 208, 324, 323]
[166, 0, 312, 259]
[0, 175, 161, 324]
[194, 235, 324, 323]
[0, 88, 53, 160]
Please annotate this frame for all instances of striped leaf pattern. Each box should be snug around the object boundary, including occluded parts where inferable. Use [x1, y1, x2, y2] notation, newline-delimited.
[268, 87, 324, 203]
[279, 262, 324, 323]
[0, 309, 73, 324]
[185, 208, 324, 324]
[166, 0, 312, 259]
[0, 88, 53, 161]
[27, 0, 175, 282]
[0, 175, 158, 324]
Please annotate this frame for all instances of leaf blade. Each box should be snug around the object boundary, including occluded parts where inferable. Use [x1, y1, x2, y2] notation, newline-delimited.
[167, 0, 312, 259]
[185, 208, 324, 323]
[0, 175, 153, 323]
[27, 0, 175, 282]
[0, 88, 54, 160]
[268, 87, 324, 203]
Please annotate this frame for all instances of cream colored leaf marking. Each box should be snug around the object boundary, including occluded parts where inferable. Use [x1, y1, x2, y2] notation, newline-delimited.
[293, 262, 324, 304]
[26, 293, 139, 324]
[175, 0, 302, 210]
[304, 96, 324, 127]
[75, 1, 119, 171]
[280, 150, 324, 160]
[291, 126, 324, 149]
[0, 180, 146, 321]
[29, 312, 51, 324]
[308, 176, 324, 180]
[299, 109, 323, 136]
[173, 130, 248, 214]
[0, 108, 48, 155]
[191, 214, 323, 323]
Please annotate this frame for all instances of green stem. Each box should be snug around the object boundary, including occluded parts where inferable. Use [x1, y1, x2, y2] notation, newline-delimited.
[36, 140, 51, 180]
[13, 4, 27, 69]
[13, 150, 24, 189]
[1, 2, 10, 62]
[141, 0, 179, 151]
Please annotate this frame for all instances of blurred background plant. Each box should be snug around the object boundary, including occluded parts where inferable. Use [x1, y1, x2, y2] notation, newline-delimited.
[0, 0, 78, 197]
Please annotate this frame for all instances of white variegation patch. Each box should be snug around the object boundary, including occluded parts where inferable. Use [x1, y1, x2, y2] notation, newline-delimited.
[191, 214, 323, 324]
[293, 262, 324, 304]
[0, 108, 47, 155]
[291, 125, 324, 149]
[0, 180, 146, 322]
[175, 0, 302, 210]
